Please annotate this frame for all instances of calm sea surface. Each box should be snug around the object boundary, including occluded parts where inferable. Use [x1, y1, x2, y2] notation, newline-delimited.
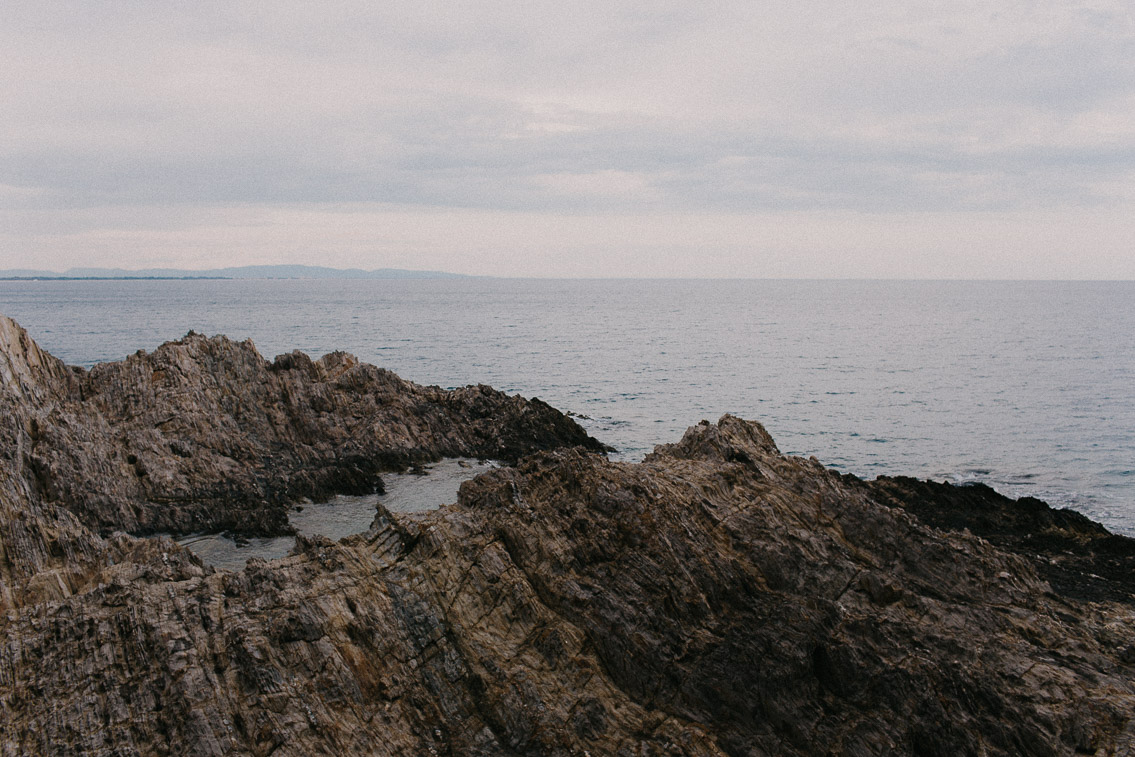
[2, 279, 1133, 534]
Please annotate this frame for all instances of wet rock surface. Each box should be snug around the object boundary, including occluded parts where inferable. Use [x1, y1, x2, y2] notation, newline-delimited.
[1, 317, 1134, 755]
[866, 476, 1135, 605]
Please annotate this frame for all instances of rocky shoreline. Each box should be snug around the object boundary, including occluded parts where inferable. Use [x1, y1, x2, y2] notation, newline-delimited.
[1, 316, 605, 538]
[1, 316, 1133, 755]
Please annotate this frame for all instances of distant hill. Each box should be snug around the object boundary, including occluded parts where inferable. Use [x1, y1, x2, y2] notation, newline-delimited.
[0, 265, 470, 280]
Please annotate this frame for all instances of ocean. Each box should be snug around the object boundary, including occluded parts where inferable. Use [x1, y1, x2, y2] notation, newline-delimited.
[2, 278, 1132, 535]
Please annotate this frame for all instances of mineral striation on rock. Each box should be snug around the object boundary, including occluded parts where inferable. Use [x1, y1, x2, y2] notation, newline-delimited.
[1, 316, 1133, 756]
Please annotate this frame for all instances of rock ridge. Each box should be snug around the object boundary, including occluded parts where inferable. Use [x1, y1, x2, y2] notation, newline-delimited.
[0, 315, 607, 537]
[0, 321, 1133, 755]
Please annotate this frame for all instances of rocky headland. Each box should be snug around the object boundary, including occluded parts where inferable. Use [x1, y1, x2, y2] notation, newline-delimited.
[1, 316, 1133, 755]
[0, 315, 605, 538]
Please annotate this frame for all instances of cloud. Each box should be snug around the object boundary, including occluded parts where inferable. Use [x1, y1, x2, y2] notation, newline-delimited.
[1, 0, 1133, 274]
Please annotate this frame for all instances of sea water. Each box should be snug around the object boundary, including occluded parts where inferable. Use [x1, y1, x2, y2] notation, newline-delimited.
[175, 459, 499, 570]
[2, 278, 1132, 535]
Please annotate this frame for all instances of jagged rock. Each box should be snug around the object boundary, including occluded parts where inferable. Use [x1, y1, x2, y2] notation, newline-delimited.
[0, 315, 606, 537]
[1, 320, 1134, 755]
[866, 475, 1135, 605]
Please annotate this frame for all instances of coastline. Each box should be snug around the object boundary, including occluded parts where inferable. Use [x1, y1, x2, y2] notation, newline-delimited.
[3, 277, 1129, 536]
[1, 315, 1133, 754]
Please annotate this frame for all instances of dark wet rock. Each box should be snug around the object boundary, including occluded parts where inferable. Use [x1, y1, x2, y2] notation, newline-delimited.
[866, 475, 1135, 605]
[1, 318, 1134, 755]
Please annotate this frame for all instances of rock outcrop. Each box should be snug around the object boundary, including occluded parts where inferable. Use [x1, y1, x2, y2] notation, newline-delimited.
[866, 475, 1135, 606]
[1, 319, 1134, 756]
[0, 315, 606, 537]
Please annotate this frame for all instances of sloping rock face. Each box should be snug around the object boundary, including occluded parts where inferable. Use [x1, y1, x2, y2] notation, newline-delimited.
[0, 315, 606, 537]
[867, 476, 1135, 606]
[1, 320, 1134, 755]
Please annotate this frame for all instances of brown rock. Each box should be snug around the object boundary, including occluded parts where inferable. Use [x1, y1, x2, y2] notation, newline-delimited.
[1, 319, 1134, 755]
[1, 315, 607, 538]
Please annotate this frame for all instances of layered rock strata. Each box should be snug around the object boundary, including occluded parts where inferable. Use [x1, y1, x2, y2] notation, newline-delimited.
[0, 315, 605, 537]
[1, 319, 1134, 755]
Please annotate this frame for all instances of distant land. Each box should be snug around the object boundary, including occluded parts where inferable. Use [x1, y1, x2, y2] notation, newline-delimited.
[0, 265, 470, 280]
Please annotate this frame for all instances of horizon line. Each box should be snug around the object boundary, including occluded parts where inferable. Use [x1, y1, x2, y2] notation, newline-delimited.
[2, 264, 1133, 283]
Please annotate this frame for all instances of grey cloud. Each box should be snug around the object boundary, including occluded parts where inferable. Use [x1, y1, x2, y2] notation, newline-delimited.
[2, 1, 1134, 262]
[5, 99, 1131, 215]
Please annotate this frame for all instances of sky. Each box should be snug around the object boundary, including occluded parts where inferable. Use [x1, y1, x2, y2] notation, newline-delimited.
[2, 1, 1133, 278]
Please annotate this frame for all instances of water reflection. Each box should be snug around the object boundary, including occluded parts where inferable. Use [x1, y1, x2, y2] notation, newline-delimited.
[178, 458, 499, 571]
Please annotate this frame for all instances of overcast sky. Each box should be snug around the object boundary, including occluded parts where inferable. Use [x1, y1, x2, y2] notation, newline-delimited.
[2, 1, 1133, 277]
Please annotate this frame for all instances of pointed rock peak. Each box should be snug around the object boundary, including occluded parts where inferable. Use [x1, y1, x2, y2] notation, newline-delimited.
[315, 351, 360, 382]
[271, 349, 317, 375]
[0, 314, 73, 402]
[646, 414, 781, 465]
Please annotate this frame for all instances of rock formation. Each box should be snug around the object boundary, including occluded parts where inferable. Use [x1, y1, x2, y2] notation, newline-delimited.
[0, 316, 606, 537]
[1, 317, 1134, 755]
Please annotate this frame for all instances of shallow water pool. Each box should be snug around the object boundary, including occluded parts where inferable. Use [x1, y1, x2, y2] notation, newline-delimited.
[177, 458, 499, 571]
